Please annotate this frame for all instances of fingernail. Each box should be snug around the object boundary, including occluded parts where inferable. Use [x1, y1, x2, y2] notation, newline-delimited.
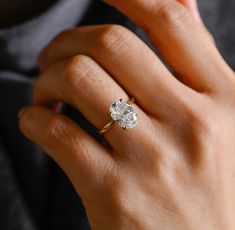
[18, 107, 28, 119]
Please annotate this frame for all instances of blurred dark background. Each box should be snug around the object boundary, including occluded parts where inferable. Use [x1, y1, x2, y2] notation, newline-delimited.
[0, 1, 234, 230]
[198, 0, 235, 70]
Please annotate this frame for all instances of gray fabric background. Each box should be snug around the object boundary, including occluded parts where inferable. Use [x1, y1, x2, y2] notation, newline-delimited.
[198, 0, 235, 69]
[0, 1, 234, 230]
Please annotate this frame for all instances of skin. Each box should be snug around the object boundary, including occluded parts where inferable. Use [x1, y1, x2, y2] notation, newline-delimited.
[18, 0, 235, 229]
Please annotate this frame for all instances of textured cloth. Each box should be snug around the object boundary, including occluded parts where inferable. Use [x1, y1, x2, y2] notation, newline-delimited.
[0, 1, 234, 230]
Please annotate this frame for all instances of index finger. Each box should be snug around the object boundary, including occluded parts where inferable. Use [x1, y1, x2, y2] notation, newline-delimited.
[103, 0, 230, 92]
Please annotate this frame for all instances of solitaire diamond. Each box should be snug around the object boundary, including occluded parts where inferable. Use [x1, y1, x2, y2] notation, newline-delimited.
[109, 99, 138, 129]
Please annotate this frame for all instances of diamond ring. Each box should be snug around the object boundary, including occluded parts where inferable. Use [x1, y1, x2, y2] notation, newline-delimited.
[98, 97, 138, 135]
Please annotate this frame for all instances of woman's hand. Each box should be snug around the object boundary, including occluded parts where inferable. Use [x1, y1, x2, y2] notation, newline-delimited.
[18, 0, 235, 229]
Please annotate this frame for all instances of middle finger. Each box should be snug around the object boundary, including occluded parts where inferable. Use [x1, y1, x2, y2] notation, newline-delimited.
[39, 25, 195, 118]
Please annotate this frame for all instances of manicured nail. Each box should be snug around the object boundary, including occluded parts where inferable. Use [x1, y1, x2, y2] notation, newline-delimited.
[18, 107, 28, 119]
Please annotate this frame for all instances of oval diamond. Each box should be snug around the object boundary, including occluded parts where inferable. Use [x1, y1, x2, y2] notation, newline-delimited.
[109, 99, 138, 129]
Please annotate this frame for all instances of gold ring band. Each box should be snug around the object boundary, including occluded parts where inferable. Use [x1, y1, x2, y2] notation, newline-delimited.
[98, 120, 115, 135]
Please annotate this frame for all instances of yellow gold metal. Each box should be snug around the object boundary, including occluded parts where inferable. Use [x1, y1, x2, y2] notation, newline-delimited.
[98, 120, 115, 135]
[98, 97, 135, 135]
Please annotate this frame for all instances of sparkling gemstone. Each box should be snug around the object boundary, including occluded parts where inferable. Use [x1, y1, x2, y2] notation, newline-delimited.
[109, 99, 138, 129]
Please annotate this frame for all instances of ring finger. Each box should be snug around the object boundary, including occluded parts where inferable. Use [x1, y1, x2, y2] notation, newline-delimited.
[33, 54, 155, 155]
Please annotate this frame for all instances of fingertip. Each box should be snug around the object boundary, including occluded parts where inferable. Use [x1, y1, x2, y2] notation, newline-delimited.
[18, 106, 47, 142]
[38, 46, 48, 71]
[18, 106, 29, 119]
[18, 106, 35, 140]
[18, 105, 37, 124]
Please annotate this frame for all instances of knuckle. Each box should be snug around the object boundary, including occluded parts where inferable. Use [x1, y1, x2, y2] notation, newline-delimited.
[62, 55, 93, 90]
[51, 29, 74, 46]
[183, 101, 220, 139]
[44, 116, 70, 149]
[155, 2, 192, 28]
[185, 106, 208, 130]
[178, 97, 210, 131]
[95, 24, 130, 51]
